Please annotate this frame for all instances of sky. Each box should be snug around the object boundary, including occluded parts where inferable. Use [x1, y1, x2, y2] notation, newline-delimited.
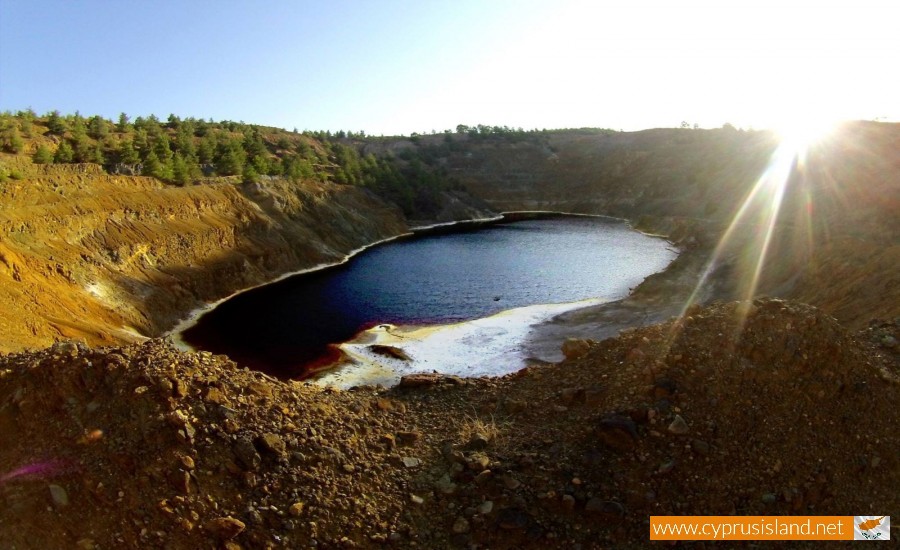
[1, 0, 897, 135]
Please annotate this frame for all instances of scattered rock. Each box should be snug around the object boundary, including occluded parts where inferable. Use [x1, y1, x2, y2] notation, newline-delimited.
[256, 433, 286, 456]
[48, 484, 68, 507]
[452, 517, 470, 534]
[401, 457, 421, 468]
[466, 433, 490, 450]
[397, 431, 421, 445]
[562, 338, 593, 360]
[233, 438, 261, 471]
[667, 415, 690, 435]
[204, 517, 245, 540]
[368, 345, 411, 361]
[596, 415, 638, 451]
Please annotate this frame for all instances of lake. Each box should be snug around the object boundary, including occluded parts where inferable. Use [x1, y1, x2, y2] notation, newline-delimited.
[178, 215, 676, 380]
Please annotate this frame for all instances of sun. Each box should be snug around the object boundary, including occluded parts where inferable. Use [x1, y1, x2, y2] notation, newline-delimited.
[774, 116, 839, 159]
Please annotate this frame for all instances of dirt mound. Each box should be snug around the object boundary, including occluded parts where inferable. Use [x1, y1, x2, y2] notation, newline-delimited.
[2, 299, 896, 547]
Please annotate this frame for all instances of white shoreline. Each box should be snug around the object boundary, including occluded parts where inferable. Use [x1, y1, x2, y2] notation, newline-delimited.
[315, 298, 608, 389]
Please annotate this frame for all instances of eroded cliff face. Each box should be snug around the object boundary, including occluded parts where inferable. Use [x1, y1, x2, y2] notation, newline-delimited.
[0, 163, 407, 352]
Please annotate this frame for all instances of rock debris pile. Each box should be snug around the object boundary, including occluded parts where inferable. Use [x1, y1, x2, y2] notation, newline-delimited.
[1, 299, 897, 548]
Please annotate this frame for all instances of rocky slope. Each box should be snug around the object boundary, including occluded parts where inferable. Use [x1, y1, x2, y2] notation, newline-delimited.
[0, 299, 897, 548]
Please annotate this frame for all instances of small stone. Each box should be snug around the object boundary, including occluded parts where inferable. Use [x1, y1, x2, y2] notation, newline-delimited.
[561, 338, 592, 360]
[584, 498, 625, 517]
[667, 415, 690, 435]
[180, 455, 195, 470]
[468, 453, 490, 471]
[466, 433, 490, 450]
[474, 470, 493, 484]
[369, 344, 411, 361]
[596, 415, 638, 451]
[205, 387, 229, 405]
[247, 381, 273, 397]
[49, 484, 69, 507]
[401, 457, 421, 468]
[691, 439, 710, 455]
[653, 377, 677, 398]
[410, 494, 425, 505]
[289, 502, 305, 516]
[375, 398, 398, 411]
[881, 335, 897, 349]
[168, 409, 189, 427]
[452, 517, 470, 534]
[762, 493, 777, 504]
[501, 475, 522, 490]
[397, 431, 421, 446]
[169, 470, 192, 494]
[233, 438, 261, 471]
[256, 433, 286, 456]
[434, 474, 457, 494]
[502, 399, 526, 414]
[478, 501, 494, 515]
[205, 516, 245, 540]
[173, 379, 189, 398]
[561, 494, 576, 511]
[657, 460, 676, 474]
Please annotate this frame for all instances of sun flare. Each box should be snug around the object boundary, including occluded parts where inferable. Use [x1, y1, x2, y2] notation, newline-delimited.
[774, 116, 839, 159]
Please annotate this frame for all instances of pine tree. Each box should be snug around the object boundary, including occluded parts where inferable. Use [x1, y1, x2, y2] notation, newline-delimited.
[152, 133, 173, 162]
[117, 140, 140, 165]
[242, 163, 260, 185]
[54, 141, 75, 163]
[172, 153, 191, 186]
[142, 149, 163, 178]
[197, 133, 216, 163]
[175, 126, 196, 157]
[88, 116, 109, 140]
[46, 110, 66, 135]
[117, 112, 130, 133]
[72, 134, 94, 163]
[1, 126, 24, 153]
[32, 144, 53, 164]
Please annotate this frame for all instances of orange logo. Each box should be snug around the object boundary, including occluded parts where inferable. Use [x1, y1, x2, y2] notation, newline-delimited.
[858, 517, 886, 531]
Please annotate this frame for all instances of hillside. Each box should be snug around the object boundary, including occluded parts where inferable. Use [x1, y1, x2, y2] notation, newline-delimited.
[0, 112, 898, 547]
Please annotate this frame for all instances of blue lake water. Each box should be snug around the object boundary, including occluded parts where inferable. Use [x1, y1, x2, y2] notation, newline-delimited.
[179, 216, 676, 378]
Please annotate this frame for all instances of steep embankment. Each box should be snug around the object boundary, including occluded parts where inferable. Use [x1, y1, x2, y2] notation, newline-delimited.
[0, 162, 408, 352]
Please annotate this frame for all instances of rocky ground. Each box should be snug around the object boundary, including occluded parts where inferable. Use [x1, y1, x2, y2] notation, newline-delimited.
[1, 298, 897, 548]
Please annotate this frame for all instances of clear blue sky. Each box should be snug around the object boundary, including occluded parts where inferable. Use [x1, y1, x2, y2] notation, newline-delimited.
[1, 0, 897, 135]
